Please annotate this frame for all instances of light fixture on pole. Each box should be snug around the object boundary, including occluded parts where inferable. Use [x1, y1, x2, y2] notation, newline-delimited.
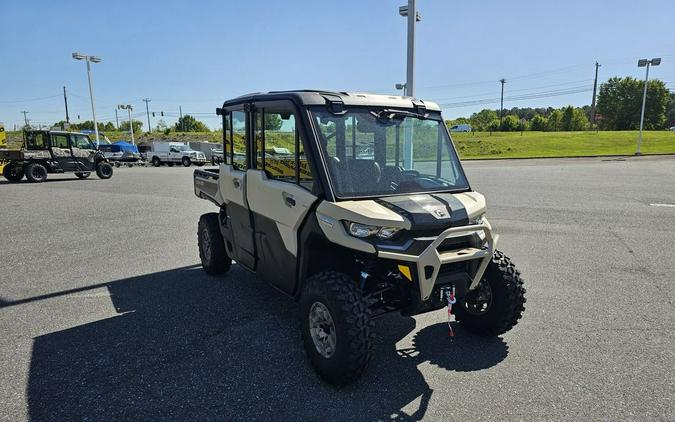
[636, 57, 661, 155]
[395, 83, 407, 96]
[118, 104, 135, 145]
[72, 52, 102, 148]
[398, 0, 421, 169]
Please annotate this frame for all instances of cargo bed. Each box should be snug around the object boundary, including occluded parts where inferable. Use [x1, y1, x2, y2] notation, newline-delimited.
[194, 168, 222, 206]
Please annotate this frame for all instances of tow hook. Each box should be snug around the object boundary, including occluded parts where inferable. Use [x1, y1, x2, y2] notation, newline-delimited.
[440, 286, 457, 337]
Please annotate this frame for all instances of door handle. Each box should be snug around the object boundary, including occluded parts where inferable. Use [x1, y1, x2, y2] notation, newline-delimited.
[233, 178, 241, 188]
[282, 192, 296, 207]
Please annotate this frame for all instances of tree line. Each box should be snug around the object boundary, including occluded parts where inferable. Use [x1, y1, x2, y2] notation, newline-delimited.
[446, 77, 674, 131]
[51, 114, 211, 133]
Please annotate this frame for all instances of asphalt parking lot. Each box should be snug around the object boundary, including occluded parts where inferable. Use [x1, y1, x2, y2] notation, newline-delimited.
[1, 156, 674, 421]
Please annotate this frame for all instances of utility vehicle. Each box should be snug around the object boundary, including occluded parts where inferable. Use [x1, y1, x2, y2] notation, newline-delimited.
[1, 130, 113, 183]
[193, 90, 526, 385]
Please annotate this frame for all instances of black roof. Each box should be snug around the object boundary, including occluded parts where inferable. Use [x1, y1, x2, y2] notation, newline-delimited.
[220, 90, 441, 112]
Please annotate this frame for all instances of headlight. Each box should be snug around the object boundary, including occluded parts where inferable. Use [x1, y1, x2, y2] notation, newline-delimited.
[469, 214, 486, 225]
[345, 221, 403, 239]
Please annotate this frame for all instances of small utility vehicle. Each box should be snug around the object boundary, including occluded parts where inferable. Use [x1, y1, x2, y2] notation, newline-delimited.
[193, 91, 526, 385]
[1, 130, 113, 183]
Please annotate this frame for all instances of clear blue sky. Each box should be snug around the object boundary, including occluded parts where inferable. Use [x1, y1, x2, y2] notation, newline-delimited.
[2, 0, 674, 130]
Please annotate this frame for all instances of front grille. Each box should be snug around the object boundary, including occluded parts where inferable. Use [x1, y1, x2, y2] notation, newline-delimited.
[436, 235, 472, 253]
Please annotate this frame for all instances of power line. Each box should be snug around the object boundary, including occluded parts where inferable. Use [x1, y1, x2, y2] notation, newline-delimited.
[0, 94, 61, 104]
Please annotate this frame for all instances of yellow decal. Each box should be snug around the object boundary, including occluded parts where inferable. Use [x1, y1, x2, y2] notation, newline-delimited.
[398, 265, 413, 282]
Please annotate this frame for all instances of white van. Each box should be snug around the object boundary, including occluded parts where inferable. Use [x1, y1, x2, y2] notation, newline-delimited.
[449, 124, 472, 132]
[146, 142, 207, 167]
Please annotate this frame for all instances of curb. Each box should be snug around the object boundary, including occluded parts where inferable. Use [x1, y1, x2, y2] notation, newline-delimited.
[461, 152, 675, 161]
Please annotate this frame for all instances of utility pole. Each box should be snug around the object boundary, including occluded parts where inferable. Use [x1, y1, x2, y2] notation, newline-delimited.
[636, 58, 661, 155]
[179, 105, 184, 131]
[142, 98, 151, 133]
[398, 0, 421, 168]
[115, 108, 119, 129]
[590, 62, 601, 130]
[21, 111, 29, 128]
[499, 79, 506, 126]
[63, 86, 70, 124]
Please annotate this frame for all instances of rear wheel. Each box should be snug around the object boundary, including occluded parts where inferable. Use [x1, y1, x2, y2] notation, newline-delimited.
[2, 163, 24, 182]
[198, 213, 231, 275]
[25, 163, 48, 183]
[182, 157, 191, 167]
[454, 250, 526, 336]
[301, 271, 374, 386]
[96, 162, 114, 179]
[75, 172, 91, 179]
[151, 156, 161, 167]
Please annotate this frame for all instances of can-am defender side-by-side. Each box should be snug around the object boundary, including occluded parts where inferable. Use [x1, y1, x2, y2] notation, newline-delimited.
[1, 130, 113, 182]
[193, 91, 526, 385]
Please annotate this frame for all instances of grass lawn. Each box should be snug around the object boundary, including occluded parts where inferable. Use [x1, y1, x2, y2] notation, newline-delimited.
[452, 130, 675, 159]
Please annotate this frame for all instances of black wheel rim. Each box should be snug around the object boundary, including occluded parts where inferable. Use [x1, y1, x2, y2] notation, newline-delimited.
[462, 278, 493, 315]
[101, 165, 111, 177]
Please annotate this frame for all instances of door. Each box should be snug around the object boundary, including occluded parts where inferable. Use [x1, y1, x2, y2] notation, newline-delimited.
[219, 108, 256, 269]
[246, 101, 318, 294]
[49, 133, 77, 171]
[69, 133, 95, 171]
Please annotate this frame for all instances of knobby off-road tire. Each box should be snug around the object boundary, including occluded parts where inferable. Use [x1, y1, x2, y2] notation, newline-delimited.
[182, 157, 191, 167]
[301, 271, 374, 386]
[96, 162, 114, 179]
[3, 163, 24, 182]
[454, 250, 526, 336]
[75, 172, 91, 179]
[25, 163, 48, 183]
[198, 213, 231, 275]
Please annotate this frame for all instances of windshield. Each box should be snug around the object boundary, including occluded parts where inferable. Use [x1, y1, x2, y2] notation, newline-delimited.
[311, 108, 469, 199]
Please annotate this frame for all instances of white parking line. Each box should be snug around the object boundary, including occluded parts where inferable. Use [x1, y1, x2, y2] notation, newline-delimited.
[650, 203, 675, 208]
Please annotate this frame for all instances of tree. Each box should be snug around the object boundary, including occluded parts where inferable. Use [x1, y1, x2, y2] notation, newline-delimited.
[264, 114, 282, 130]
[500, 115, 520, 131]
[561, 106, 588, 131]
[155, 119, 168, 132]
[547, 110, 563, 131]
[469, 109, 498, 131]
[596, 77, 669, 130]
[120, 120, 143, 133]
[530, 114, 548, 131]
[175, 115, 209, 132]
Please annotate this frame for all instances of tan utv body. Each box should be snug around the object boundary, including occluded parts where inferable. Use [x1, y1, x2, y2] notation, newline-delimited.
[193, 90, 526, 385]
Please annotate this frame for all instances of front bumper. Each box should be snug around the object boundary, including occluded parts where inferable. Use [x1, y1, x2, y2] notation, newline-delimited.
[377, 219, 496, 301]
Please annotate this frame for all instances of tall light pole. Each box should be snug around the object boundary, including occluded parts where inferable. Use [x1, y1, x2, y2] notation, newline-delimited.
[399, 1, 421, 168]
[499, 79, 506, 126]
[72, 52, 102, 147]
[636, 57, 661, 155]
[142, 98, 152, 133]
[118, 104, 135, 144]
[590, 62, 601, 130]
[21, 111, 30, 128]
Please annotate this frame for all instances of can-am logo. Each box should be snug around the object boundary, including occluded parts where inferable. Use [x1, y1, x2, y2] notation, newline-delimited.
[433, 208, 448, 218]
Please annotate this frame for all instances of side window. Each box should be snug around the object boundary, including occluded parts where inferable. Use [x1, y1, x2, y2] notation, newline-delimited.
[26, 132, 46, 150]
[72, 135, 92, 149]
[256, 106, 314, 190]
[231, 110, 248, 171]
[170, 146, 180, 153]
[52, 134, 69, 149]
[222, 112, 231, 165]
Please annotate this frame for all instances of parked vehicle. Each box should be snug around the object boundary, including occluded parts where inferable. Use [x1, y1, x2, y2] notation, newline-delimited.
[449, 123, 471, 132]
[1, 130, 113, 182]
[211, 148, 224, 165]
[98, 141, 142, 164]
[146, 142, 206, 167]
[193, 90, 526, 385]
[669, 126, 675, 131]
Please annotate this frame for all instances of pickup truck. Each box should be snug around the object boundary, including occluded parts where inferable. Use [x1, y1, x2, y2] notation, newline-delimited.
[147, 142, 207, 167]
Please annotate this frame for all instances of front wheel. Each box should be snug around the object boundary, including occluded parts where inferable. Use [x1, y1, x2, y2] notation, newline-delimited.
[198, 213, 231, 275]
[2, 163, 24, 182]
[96, 162, 114, 179]
[301, 271, 374, 386]
[454, 250, 526, 336]
[75, 172, 91, 179]
[182, 157, 191, 167]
